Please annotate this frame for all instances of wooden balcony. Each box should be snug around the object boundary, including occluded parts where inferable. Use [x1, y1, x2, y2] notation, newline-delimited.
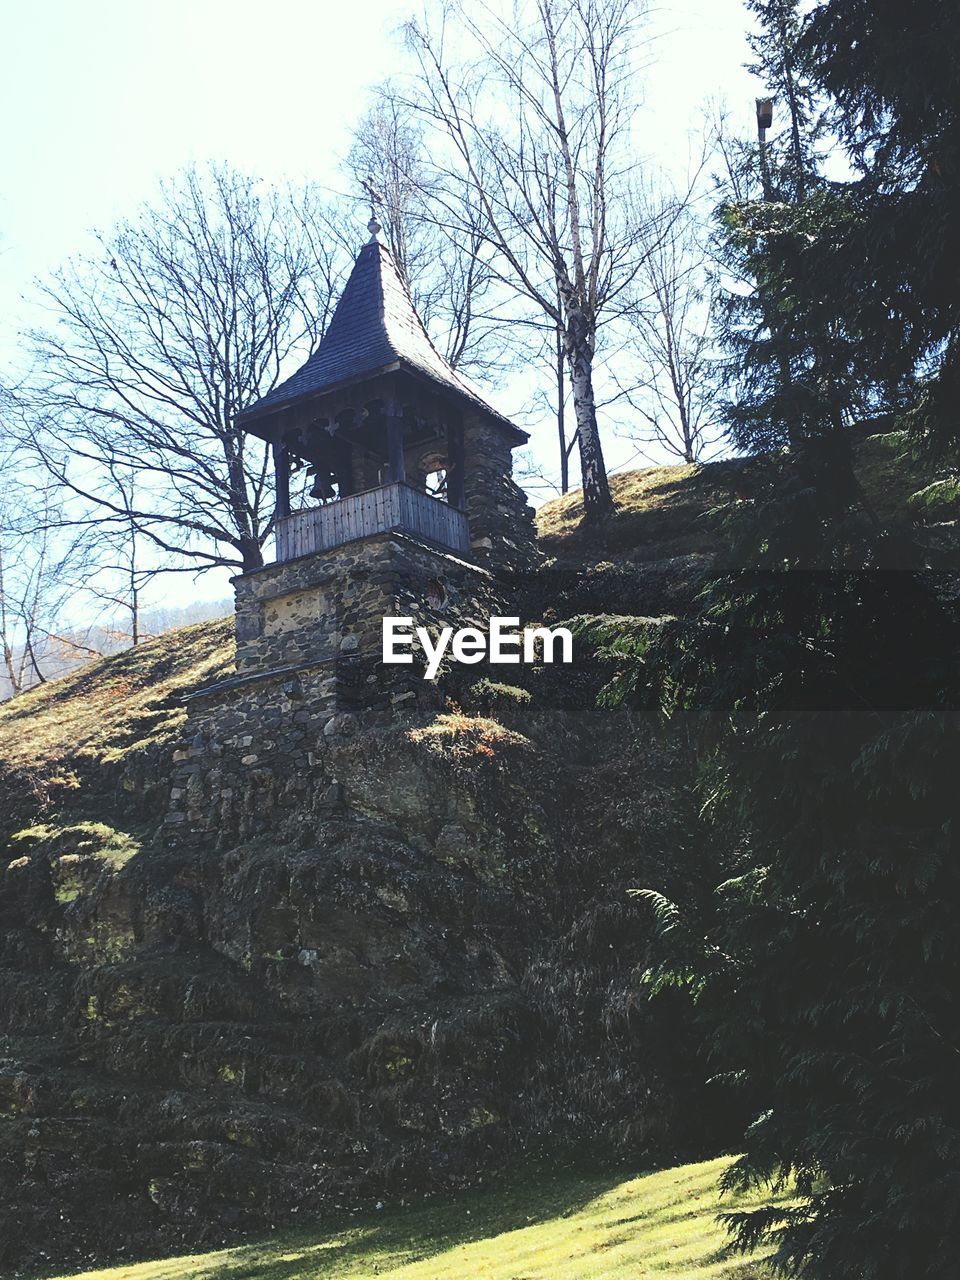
[274, 481, 470, 562]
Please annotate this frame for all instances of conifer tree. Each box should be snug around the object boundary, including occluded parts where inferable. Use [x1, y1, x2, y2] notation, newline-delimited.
[714, 0, 877, 459]
[800, 0, 960, 446]
[578, 3, 960, 1276]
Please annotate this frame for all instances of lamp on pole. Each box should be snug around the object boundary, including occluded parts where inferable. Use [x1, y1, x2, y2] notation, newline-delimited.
[756, 97, 774, 200]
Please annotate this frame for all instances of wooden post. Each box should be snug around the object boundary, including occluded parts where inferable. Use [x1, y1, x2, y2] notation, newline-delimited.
[333, 412, 355, 498]
[446, 414, 466, 510]
[273, 441, 291, 518]
[337, 440, 355, 498]
[385, 400, 406, 484]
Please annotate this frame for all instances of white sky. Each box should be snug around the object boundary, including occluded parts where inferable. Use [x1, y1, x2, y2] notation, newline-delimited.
[0, 0, 762, 607]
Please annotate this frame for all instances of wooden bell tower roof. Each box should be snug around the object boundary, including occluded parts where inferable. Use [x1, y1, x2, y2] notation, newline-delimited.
[237, 228, 526, 443]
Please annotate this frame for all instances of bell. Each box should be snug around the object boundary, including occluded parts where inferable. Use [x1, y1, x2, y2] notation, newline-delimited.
[309, 473, 336, 501]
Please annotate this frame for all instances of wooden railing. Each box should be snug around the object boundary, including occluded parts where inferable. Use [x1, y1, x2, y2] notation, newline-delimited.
[274, 482, 470, 562]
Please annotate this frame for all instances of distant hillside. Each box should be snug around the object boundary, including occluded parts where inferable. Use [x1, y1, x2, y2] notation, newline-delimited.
[0, 600, 233, 703]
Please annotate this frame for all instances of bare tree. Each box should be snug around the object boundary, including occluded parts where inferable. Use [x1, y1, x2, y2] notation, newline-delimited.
[0, 476, 99, 696]
[348, 93, 521, 379]
[21, 165, 351, 575]
[618, 208, 723, 464]
[67, 468, 166, 647]
[349, 98, 440, 311]
[404, 0, 656, 523]
[523, 303, 578, 493]
[548, 279, 579, 492]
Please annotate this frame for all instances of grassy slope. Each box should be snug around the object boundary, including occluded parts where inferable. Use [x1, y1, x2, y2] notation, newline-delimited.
[537, 461, 724, 562]
[0, 617, 234, 779]
[536, 431, 945, 563]
[0, 614, 235, 834]
[46, 1157, 773, 1280]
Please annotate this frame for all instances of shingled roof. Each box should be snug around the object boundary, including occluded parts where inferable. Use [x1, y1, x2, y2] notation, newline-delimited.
[237, 234, 525, 439]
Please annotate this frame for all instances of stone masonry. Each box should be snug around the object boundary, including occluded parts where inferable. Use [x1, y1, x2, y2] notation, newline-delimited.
[462, 416, 539, 577]
[164, 532, 509, 849]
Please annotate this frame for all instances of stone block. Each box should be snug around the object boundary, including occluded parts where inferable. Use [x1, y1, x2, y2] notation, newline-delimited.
[323, 712, 358, 739]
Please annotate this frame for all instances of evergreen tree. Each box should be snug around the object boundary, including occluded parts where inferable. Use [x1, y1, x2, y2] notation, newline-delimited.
[579, 463, 960, 1277]
[745, 0, 820, 201]
[799, 0, 960, 447]
[575, 4, 960, 1275]
[714, 1, 887, 458]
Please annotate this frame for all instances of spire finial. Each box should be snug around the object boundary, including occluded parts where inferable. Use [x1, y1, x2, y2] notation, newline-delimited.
[361, 175, 383, 243]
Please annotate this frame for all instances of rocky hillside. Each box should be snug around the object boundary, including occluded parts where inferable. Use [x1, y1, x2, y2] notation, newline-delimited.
[0, 430, 950, 1276]
[0, 605, 703, 1277]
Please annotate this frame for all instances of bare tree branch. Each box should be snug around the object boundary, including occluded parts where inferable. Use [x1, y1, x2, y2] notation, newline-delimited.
[18, 164, 352, 575]
[618, 203, 725, 463]
[401, 0, 658, 523]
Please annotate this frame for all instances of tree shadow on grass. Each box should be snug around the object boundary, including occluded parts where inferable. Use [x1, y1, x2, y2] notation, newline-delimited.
[130, 1163, 635, 1280]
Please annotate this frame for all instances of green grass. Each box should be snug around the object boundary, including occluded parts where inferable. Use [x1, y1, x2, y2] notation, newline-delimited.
[47, 1157, 774, 1280]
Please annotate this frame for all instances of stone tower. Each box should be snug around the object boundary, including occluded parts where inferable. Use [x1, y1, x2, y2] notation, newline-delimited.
[164, 221, 536, 845]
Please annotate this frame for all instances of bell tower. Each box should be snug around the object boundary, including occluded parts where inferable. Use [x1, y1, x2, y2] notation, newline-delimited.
[164, 219, 537, 846]
[237, 214, 534, 577]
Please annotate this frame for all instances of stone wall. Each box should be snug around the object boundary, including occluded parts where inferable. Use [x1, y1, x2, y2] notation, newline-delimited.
[462, 416, 539, 577]
[165, 532, 509, 849]
[234, 531, 505, 672]
[234, 538, 387, 675]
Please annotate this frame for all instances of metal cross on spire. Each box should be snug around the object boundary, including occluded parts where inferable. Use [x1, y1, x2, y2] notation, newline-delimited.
[361, 175, 383, 242]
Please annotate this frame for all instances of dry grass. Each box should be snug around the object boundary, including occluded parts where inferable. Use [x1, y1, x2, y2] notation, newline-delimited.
[406, 713, 531, 761]
[536, 462, 747, 565]
[41, 1156, 777, 1280]
[537, 431, 949, 565]
[0, 617, 235, 775]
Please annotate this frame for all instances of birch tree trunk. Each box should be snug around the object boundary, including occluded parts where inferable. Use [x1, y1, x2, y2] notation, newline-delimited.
[404, 0, 652, 523]
[564, 309, 613, 520]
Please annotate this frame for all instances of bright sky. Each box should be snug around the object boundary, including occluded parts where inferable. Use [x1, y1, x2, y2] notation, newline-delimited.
[1, 0, 761, 607]
[1, 0, 758, 350]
